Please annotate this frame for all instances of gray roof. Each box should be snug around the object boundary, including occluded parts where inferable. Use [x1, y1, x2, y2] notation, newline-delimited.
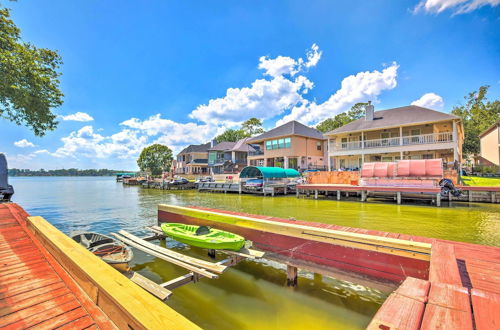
[326, 106, 460, 135]
[208, 141, 236, 151]
[248, 120, 325, 142]
[231, 137, 256, 152]
[178, 142, 211, 154]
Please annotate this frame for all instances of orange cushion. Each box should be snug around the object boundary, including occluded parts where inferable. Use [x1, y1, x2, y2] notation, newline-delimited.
[397, 160, 410, 176]
[361, 163, 375, 177]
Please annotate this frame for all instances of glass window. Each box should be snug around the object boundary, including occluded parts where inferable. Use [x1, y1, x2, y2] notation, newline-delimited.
[278, 139, 285, 149]
[316, 142, 322, 151]
[266, 141, 272, 150]
[284, 137, 291, 148]
[382, 156, 393, 162]
[272, 140, 278, 148]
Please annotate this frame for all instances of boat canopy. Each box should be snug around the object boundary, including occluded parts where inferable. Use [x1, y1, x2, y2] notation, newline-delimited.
[239, 166, 300, 179]
[115, 173, 136, 176]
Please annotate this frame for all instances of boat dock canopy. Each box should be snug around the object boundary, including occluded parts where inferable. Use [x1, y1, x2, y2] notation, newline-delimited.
[240, 166, 300, 179]
[116, 172, 136, 176]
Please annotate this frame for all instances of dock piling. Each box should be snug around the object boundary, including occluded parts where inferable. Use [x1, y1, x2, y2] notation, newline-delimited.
[286, 265, 298, 287]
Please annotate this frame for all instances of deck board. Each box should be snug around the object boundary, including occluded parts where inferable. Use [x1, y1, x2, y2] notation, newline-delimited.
[0, 203, 115, 329]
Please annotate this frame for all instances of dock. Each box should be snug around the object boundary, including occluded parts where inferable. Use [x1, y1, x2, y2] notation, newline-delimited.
[0, 203, 198, 329]
[296, 183, 500, 206]
[158, 204, 500, 329]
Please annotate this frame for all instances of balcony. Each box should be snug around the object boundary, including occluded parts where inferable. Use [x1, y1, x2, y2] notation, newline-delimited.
[330, 132, 454, 151]
[248, 150, 264, 156]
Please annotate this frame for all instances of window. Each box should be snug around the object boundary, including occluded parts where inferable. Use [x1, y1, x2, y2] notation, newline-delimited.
[382, 156, 393, 162]
[422, 154, 434, 159]
[264, 138, 291, 150]
[317, 142, 322, 151]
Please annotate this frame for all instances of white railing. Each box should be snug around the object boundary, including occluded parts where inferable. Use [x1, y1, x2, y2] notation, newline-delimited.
[330, 132, 454, 151]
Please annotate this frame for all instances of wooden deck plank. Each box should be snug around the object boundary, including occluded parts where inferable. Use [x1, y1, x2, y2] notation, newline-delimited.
[56, 315, 95, 330]
[0, 282, 66, 311]
[429, 242, 462, 285]
[394, 277, 430, 303]
[26, 306, 88, 329]
[420, 304, 473, 330]
[367, 292, 425, 330]
[471, 289, 500, 330]
[0, 276, 62, 299]
[0, 286, 71, 317]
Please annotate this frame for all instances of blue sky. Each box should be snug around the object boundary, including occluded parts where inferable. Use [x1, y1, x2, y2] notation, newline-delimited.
[2, 0, 499, 170]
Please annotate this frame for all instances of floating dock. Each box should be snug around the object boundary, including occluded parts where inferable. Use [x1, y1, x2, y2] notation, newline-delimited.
[0, 203, 197, 329]
[158, 204, 500, 329]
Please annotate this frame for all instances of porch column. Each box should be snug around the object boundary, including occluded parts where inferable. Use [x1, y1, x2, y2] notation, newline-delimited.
[231, 151, 236, 163]
[284, 156, 289, 169]
[400, 151, 403, 160]
[361, 132, 364, 149]
[399, 126, 403, 146]
[327, 138, 331, 171]
[452, 120, 457, 142]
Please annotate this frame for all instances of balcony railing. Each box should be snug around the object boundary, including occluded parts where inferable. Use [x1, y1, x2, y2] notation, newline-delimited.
[330, 132, 454, 151]
[248, 150, 264, 156]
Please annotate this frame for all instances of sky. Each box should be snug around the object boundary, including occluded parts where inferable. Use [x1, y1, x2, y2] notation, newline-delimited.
[1, 0, 499, 170]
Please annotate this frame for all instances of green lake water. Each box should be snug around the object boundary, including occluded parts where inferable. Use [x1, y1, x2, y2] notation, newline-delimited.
[10, 177, 500, 329]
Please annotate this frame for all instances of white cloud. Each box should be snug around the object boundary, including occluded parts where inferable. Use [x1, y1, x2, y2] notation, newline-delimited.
[14, 139, 35, 148]
[59, 112, 94, 122]
[277, 62, 400, 126]
[411, 92, 444, 110]
[258, 44, 322, 78]
[413, 0, 500, 14]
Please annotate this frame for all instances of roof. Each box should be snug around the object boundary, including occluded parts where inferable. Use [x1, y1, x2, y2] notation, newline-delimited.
[248, 121, 325, 143]
[231, 137, 256, 152]
[239, 166, 300, 179]
[326, 106, 460, 135]
[479, 120, 500, 138]
[208, 141, 236, 151]
[178, 142, 211, 155]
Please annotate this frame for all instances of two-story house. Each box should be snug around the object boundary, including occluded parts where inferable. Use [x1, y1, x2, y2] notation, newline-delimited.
[325, 103, 464, 170]
[175, 142, 211, 175]
[208, 138, 255, 174]
[477, 120, 500, 169]
[246, 120, 327, 170]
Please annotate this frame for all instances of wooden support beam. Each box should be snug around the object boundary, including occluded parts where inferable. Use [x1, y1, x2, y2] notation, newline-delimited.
[286, 265, 298, 287]
[397, 192, 401, 205]
[436, 193, 441, 207]
[492, 191, 496, 203]
[160, 273, 197, 291]
[124, 271, 172, 300]
[469, 190, 473, 202]
[337, 190, 340, 201]
[314, 190, 318, 199]
[361, 190, 366, 202]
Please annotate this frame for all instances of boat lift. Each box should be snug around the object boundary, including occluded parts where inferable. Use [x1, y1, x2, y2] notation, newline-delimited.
[111, 227, 265, 301]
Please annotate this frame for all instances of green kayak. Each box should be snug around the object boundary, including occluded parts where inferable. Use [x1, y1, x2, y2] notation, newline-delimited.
[160, 223, 245, 251]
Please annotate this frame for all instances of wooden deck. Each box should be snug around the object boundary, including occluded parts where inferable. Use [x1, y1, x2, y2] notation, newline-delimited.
[0, 203, 198, 329]
[0, 203, 115, 329]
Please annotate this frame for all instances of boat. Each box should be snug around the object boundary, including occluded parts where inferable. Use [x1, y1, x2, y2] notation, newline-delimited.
[71, 232, 133, 272]
[160, 223, 246, 251]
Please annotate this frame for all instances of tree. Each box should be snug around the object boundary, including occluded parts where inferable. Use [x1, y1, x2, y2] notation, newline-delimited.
[0, 7, 63, 136]
[241, 117, 264, 136]
[316, 102, 368, 133]
[137, 144, 173, 176]
[451, 86, 500, 156]
[215, 128, 248, 143]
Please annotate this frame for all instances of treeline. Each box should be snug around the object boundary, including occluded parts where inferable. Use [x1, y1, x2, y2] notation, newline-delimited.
[8, 168, 133, 177]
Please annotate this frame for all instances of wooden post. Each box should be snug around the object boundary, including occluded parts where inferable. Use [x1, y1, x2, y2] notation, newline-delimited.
[314, 190, 318, 199]
[208, 249, 216, 259]
[284, 184, 287, 195]
[361, 190, 366, 202]
[397, 192, 401, 205]
[337, 190, 341, 201]
[286, 265, 298, 287]
[468, 190, 473, 202]
[492, 192, 496, 203]
[296, 188, 299, 198]
[436, 193, 441, 207]
[272, 187, 275, 197]
[239, 182, 242, 194]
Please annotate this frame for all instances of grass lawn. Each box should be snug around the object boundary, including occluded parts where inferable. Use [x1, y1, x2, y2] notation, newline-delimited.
[461, 176, 500, 187]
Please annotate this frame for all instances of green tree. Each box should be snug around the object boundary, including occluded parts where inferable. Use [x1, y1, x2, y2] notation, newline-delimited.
[451, 86, 500, 156]
[0, 7, 64, 136]
[215, 128, 248, 143]
[137, 144, 173, 176]
[241, 117, 264, 136]
[316, 102, 368, 133]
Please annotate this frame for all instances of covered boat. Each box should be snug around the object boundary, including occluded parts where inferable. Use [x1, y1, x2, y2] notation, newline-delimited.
[161, 223, 245, 251]
[71, 232, 133, 272]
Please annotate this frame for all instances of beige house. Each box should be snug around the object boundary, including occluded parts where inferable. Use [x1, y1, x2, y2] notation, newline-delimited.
[325, 104, 464, 170]
[175, 142, 211, 175]
[246, 121, 327, 170]
[478, 121, 500, 167]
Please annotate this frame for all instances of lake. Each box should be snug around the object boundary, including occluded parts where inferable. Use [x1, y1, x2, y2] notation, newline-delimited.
[10, 177, 500, 329]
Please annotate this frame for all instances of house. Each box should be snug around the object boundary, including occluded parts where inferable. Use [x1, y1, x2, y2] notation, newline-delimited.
[175, 142, 211, 175]
[477, 120, 500, 168]
[246, 120, 327, 170]
[208, 138, 255, 174]
[325, 103, 464, 170]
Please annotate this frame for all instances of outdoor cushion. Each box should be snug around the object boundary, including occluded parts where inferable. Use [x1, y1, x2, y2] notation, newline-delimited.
[397, 160, 410, 176]
[361, 163, 375, 177]
[409, 160, 426, 176]
[374, 163, 390, 177]
[425, 159, 443, 176]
